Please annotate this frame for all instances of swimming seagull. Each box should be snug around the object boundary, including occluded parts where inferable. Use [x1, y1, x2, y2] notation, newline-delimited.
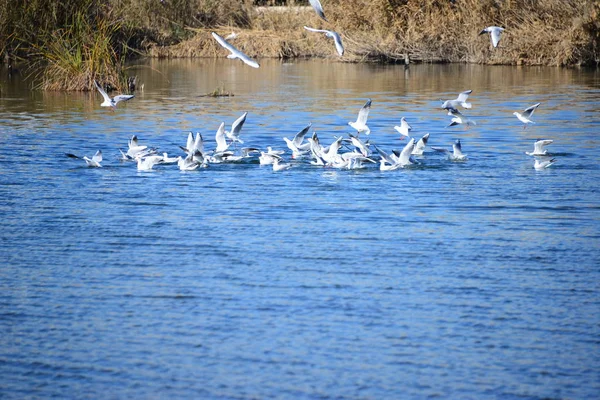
[65, 150, 103, 168]
[308, 0, 328, 21]
[93, 81, 134, 108]
[534, 158, 557, 170]
[283, 123, 312, 158]
[211, 32, 259, 68]
[136, 154, 164, 171]
[348, 99, 372, 135]
[479, 26, 504, 48]
[446, 109, 476, 128]
[432, 139, 468, 161]
[303, 26, 344, 56]
[394, 117, 412, 139]
[226, 112, 247, 144]
[272, 158, 292, 172]
[514, 103, 541, 129]
[441, 90, 472, 111]
[526, 139, 553, 156]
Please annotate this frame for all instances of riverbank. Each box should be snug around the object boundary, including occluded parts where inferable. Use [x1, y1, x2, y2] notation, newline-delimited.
[1, 0, 598, 91]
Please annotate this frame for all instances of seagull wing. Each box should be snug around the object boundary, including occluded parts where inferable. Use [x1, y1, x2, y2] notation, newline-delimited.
[238, 52, 260, 69]
[303, 26, 328, 34]
[490, 27, 503, 48]
[215, 122, 229, 152]
[456, 90, 472, 102]
[212, 32, 260, 68]
[92, 150, 102, 163]
[534, 139, 553, 153]
[431, 146, 450, 154]
[329, 32, 344, 56]
[293, 123, 312, 146]
[93, 80, 112, 103]
[308, 0, 327, 21]
[113, 94, 134, 104]
[523, 103, 541, 118]
[373, 144, 396, 165]
[356, 99, 372, 125]
[185, 132, 194, 152]
[231, 112, 248, 137]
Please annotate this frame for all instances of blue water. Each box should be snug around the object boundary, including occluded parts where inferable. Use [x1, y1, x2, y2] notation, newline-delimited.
[1, 60, 599, 399]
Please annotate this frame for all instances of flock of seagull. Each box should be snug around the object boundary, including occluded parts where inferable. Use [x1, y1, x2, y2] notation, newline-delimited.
[68, 87, 557, 172]
[68, 2, 557, 172]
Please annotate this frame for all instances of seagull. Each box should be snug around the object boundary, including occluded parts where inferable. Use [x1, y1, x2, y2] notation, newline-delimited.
[308, 0, 327, 21]
[272, 158, 292, 172]
[446, 109, 476, 128]
[303, 26, 344, 56]
[432, 139, 468, 161]
[514, 103, 541, 129]
[394, 117, 412, 139]
[226, 112, 247, 144]
[348, 99, 372, 135]
[441, 90, 472, 111]
[348, 133, 371, 157]
[136, 154, 164, 171]
[479, 26, 505, 48]
[65, 150, 103, 168]
[162, 152, 180, 163]
[526, 139, 553, 156]
[180, 131, 205, 155]
[534, 158, 557, 170]
[412, 133, 430, 156]
[259, 151, 283, 165]
[125, 135, 155, 159]
[211, 32, 259, 68]
[93, 80, 134, 108]
[177, 152, 202, 171]
[392, 138, 417, 166]
[283, 123, 312, 158]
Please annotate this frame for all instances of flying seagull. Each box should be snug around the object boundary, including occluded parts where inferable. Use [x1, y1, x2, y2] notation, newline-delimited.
[93, 81, 134, 108]
[441, 90, 472, 111]
[479, 26, 504, 47]
[308, 0, 328, 21]
[513, 103, 541, 129]
[211, 32, 259, 68]
[479, 26, 504, 48]
[348, 99, 372, 135]
[394, 117, 412, 139]
[303, 26, 344, 56]
[526, 139, 553, 156]
[65, 150, 103, 168]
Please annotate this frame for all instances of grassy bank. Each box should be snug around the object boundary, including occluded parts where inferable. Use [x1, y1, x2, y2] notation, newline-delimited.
[1, 0, 598, 91]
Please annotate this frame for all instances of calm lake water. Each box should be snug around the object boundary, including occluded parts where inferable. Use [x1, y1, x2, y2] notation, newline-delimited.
[1, 59, 599, 399]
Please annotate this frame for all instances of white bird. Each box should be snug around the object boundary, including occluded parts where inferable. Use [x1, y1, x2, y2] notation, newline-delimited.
[93, 80, 134, 108]
[348, 99, 372, 135]
[66, 150, 103, 167]
[215, 122, 230, 153]
[441, 90, 472, 111]
[412, 133, 430, 156]
[162, 152, 180, 163]
[226, 112, 247, 144]
[211, 32, 259, 68]
[479, 26, 505, 48]
[526, 139, 553, 156]
[392, 138, 417, 166]
[272, 158, 292, 172]
[446, 109, 476, 128]
[308, 0, 327, 21]
[136, 154, 164, 171]
[303, 26, 344, 56]
[283, 123, 312, 158]
[177, 152, 201, 171]
[348, 133, 371, 157]
[432, 139, 468, 161]
[514, 103, 541, 129]
[394, 117, 412, 139]
[534, 158, 557, 170]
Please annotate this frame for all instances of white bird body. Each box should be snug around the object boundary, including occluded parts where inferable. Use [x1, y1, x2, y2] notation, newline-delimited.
[259, 152, 282, 165]
[177, 153, 201, 171]
[93, 81, 134, 108]
[446, 109, 476, 128]
[272, 158, 292, 172]
[514, 103, 541, 128]
[304, 26, 344, 56]
[412, 133, 430, 156]
[526, 139, 553, 156]
[441, 90, 472, 111]
[77, 150, 102, 167]
[348, 99, 372, 135]
[212, 32, 259, 68]
[480, 26, 504, 48]
[392, 138, 417, 166]
[432, 140, 468, 161]
[394, 117, 412, 139]
[136, 154, 164, 171]
[308, 0, 327, 21]
[534, 158, 557, 170]
[162, 152, 180, 164]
